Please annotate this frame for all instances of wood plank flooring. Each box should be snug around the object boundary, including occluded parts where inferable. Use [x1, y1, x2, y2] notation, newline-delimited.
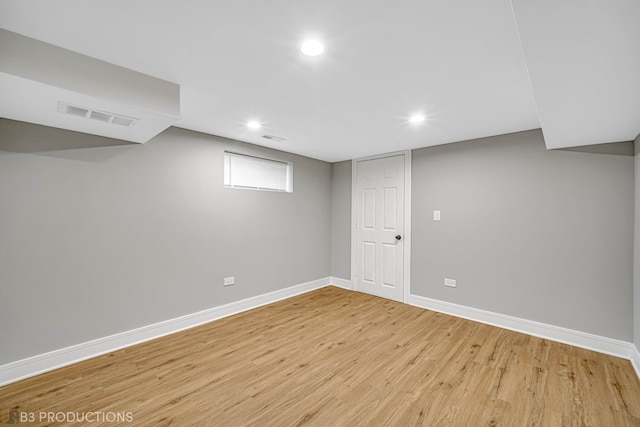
[1, 286, 639, 426]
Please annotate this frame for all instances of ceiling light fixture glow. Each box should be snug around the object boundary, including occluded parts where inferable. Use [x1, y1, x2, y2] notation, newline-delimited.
[409, 114, 426, 124]
[300, 39, 325, 56]
[246, 120, 261, 129]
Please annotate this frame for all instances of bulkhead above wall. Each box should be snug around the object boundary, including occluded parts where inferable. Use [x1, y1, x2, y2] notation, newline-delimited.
[0, 28, 180, 143]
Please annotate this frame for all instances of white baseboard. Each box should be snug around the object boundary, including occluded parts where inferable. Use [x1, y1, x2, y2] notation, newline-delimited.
[0, 277, 330, 387]
[407, 293, 638, 368]
[329, 276, 352, 290]
[3, 281, 638, 387]
[631, 344, 640, 380]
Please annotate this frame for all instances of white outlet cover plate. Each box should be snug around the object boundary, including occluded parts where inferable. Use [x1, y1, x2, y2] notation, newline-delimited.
[444, 278, 456, 287]
[434, 210, 441, 221]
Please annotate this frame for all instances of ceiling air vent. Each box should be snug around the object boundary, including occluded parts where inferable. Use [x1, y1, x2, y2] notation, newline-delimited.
[112, 116, 135, 127]
[58, 101, 139, 127]
[65, 105, 90, 118]
[89, 111, 111, 122]
[261, 134, 286, 142]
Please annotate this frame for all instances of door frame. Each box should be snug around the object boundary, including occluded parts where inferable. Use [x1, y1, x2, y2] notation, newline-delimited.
[350, 150, 412, 303]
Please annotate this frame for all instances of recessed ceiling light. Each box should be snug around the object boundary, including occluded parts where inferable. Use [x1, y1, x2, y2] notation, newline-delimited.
[409, 114, 426, 124]
[246, 121, 261, 129]
[300, 39, 325, 56]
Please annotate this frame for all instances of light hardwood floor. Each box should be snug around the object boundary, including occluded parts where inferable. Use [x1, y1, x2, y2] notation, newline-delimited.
[1, 286, 639, 426]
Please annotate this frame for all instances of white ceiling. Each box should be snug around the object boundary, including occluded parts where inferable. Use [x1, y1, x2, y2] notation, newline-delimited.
[512, 0, 640, 150]
[0, 0, 637, 162]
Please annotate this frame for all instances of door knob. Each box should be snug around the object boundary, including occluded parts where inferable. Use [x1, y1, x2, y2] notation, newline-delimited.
[395, 235, 402, 240]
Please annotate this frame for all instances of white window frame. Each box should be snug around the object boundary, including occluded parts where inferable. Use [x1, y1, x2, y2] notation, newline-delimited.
[224, 151, 293, 193]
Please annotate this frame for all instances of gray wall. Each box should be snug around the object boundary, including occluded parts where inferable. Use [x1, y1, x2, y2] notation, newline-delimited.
[0, 119, 331, 364]
[1, 120, 635, 365]
[412, 129, 634, 340]
[330, 161, 352, 280]
[635, 135, 640, 348]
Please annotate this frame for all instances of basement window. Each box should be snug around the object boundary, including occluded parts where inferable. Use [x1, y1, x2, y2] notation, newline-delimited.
[224, 151, 293, 192]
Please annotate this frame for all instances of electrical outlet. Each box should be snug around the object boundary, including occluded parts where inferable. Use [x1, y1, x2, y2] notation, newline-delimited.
[224, 276, 235, 287]
[444, 278, 456, 288]
[434, 210, 441, 221]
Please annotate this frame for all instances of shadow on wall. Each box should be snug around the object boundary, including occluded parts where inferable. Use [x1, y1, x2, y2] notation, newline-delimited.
[0, 119, 137, 163]
[557, 141, 634, 156]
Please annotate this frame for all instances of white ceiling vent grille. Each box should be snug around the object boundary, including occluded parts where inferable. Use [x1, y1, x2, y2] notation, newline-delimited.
[65, 105, 89, 118]
[89, 111, 111, 122]
[58, 101, 139, 127]
[112, 116, 135, 127]
[262, 134, 286, 142]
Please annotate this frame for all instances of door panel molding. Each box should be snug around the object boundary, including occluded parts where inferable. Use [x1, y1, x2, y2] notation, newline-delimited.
[351, 150, 411, 303]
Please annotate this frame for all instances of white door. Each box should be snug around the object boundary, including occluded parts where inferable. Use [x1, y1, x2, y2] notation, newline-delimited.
[355, 154, 405, 302]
